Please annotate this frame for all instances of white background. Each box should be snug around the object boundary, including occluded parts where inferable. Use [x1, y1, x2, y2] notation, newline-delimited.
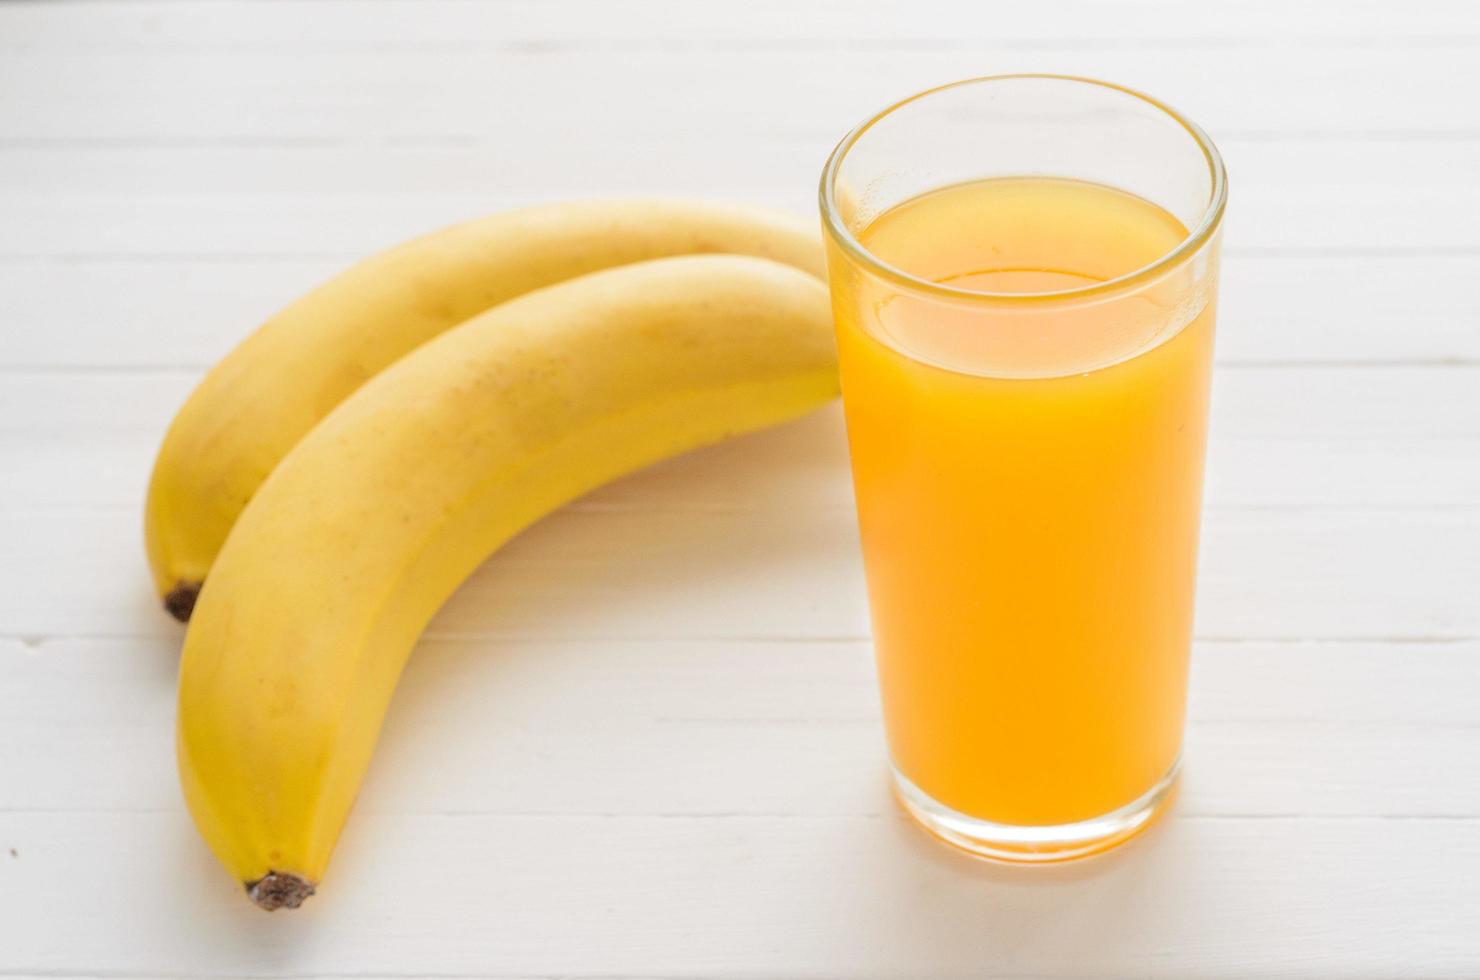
[3, 1, 1479, 976]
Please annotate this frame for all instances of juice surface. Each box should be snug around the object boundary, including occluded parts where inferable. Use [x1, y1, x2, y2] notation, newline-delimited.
[833, 177, 1216, 826]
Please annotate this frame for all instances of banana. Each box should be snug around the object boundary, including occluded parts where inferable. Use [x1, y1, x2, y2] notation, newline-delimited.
[176, 255, 838, 910]
[147, 200, 824, 620]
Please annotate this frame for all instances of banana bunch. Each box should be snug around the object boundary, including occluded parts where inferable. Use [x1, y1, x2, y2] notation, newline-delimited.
[152, 202, 838, 910]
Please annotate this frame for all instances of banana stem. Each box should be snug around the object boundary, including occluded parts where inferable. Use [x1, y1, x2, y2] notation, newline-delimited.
[163, 581, 201, 623]
[246, 872, 316, 911]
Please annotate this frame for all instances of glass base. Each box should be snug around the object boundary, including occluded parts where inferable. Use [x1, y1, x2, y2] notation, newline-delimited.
[891, 759, 1180, 864]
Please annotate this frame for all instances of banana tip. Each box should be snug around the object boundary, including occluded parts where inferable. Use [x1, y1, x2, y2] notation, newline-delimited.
[246, 872, 316, 911]
[163, 581, 201, 622]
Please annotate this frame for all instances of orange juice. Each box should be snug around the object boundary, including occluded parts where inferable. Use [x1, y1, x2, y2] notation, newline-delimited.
[830, 177, 1216, 829]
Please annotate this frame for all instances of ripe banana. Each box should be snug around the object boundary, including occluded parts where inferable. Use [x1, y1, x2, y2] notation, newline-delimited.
[146, 199, 824, 620]
[176, 255, 838, 910]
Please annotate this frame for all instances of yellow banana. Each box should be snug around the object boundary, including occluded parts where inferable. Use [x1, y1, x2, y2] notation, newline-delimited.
[176, 255, 838, 910]
[146, 199, 824, 620]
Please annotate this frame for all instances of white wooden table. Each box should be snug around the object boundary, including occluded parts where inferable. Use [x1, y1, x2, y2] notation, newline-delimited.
[3, 2, 1479, 976]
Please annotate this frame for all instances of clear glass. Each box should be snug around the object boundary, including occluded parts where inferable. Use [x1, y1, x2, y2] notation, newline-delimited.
[820, 75, 1226, 863]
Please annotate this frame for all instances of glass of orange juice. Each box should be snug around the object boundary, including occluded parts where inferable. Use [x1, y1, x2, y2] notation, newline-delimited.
[820, 75, 1227, 862]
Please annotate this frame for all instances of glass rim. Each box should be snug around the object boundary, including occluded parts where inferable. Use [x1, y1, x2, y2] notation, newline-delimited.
[818, 73, 1229, 306]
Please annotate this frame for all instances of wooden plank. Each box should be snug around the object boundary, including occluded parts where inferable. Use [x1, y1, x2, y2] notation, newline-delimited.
[4, 233, 1476, 364]
[0, 47, 1476, 145]
[3, 636, 1477, 819]
[1, 808, 1477, 977]
[5, 367, 1480, 512]
[5, 251, 1479, 368]
[8, 400, 1479, 515]
[2, 487, 1475, 642]
[1, 135, 1474, 202]
[2, 149, 1477, 258]
[4, 0, 1478, 48]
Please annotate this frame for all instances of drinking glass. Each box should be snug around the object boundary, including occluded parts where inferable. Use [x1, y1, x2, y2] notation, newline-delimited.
[819, 75, 1227, 862]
